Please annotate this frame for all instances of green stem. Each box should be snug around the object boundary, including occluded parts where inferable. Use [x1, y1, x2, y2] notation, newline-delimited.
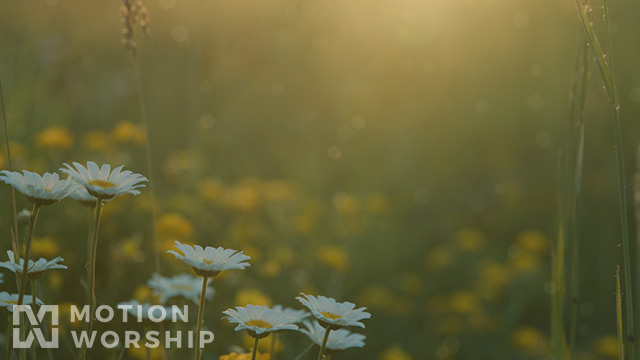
[80, 197, 104, 360]
[317, 328, 331, 360]
[251, 337, 260, 360]
[602, 0, 636, 357]
[194, 276, 208, 360]
[0, 78, 21, 284]
[131, 54, 161, 276]
[292, 342, 315, 360]
[270, 333, 277, 360]
[31, 279, 37, 360]
[18, 203, 40, 305]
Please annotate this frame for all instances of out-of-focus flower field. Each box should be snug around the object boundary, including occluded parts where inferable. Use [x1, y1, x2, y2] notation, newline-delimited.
[4, 0, 640, 359]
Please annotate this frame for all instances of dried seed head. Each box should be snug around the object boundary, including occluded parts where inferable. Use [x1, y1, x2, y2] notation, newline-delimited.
[120, 0, 150, 57]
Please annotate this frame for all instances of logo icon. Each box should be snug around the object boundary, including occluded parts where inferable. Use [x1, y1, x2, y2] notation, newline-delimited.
[13, 305, 59, 348]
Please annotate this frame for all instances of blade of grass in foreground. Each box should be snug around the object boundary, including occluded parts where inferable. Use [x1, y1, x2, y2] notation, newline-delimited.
[552, 150, 569, 360]
[616, 265, 625, 360]
[574, 0, 636, 357]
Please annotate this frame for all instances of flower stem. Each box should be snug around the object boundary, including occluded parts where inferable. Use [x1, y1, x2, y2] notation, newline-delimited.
[270, 333, 277, 360]
[31, 279, 37, 360]
[80, 197, 104, 360]
[194, 276, 208, 360]
[317, 328, 331, 360]
[292, 342, 315, 360]
[251, 337, 260, 360]
[17, 203, 40, 305]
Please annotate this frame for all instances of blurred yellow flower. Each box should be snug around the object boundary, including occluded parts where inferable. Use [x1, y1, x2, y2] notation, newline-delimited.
[31, 236, 59, 258]
[260, 259, 281, 278]
[480, 261, 510, 288]
[401, 273, 423, 296]
[510, 254, 541, 273]
[332, 192, 359, 216]
[127, 344, 163, 360]
[47, 272, 63, 291]
[358, 285, 395, 311]
[425, 245, 455, 272]
[294, 215, 313, 234]
[593, 335, 620, 359]
[516, 230, 550, 255]
[380, 346, 412, 360]
[366, 193, 390, 214]
[316, 245, 350, 272]
[82, 130, 111, 152]
[112, 237, 145, 262]
[448, 291, 481, 315]
[198, 178, 223, 203]
[262, 180, 296, 202]
[273, 247, 295, 267]
[34, 126, 74, 150]
[511, 326, 548, 355]
[454, 228, 485, 251]
[235, 288, 272, 307]
[242, 332, 282, 354]
[58, 302, 82, 329]
[133, 285, 153, 303]
[220, 352, 270, 360]
[112, 120, 146, 145]
[157, 212, 194, 238]
[222, 180, 261, 211]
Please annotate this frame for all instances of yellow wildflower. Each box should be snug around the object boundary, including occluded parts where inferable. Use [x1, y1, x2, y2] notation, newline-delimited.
[366, 193, 390, 214]
[511, 326, 549, 355]
[242, 333, 281, 354]
[448, 291, 481, 315]
[332, 192, 359, 216]
[593, 335, 620, 359]
[235, 289, 272, 307]
[220, 352, 270, 360]
[82, 130, 111, 152]
[58, 302, 82, 329]
[197, 178, 223, 203]
[133, 285, 153, 303]
[516, 230, 550, 255]
[316, 245, 350, 272]
[380, 346, 412, 360]
[127, 344, 163, 360]
[273, 247, 295, 267]
[454, 228, 485, 251]
[222, 180, 261, 211]
[157, 212, 194, 238]
[112, 120, 146, 145]
[260, 259, 281, 278]
[261, 180, 296, 202]
[31, 236, 59, 258]
[34, 126, 73, 150]
[425, 245, 455, 272]
[358, 286, 395, 311]
[47, 272, 63, 291]
[401, 273, 423, 296]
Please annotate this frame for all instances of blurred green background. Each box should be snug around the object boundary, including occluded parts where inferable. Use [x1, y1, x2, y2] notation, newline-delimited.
[3, 0, 640, 359]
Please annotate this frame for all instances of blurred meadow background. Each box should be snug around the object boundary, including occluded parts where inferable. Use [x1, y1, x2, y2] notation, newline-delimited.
[3, 0, 640, 359]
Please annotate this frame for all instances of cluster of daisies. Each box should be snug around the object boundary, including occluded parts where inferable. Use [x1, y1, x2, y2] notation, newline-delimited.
[0, 161, 371, 359]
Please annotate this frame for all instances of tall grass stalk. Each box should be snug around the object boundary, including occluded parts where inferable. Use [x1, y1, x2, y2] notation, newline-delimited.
[0, 78, 21, 282]
[574, 0, 636, 357]
[616, 265, 625, 360]
[552, 150, 569, 360]
[566, 32, 590, 356]
[130, 54, 161, 275]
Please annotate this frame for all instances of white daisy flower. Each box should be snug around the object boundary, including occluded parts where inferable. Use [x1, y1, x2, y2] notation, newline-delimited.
[0, 170, 78, 205]
[68, 185, 105, 207]
[296, 294, 371, 330]
[166, 241, 251, 277]
[117, 300, 184, 322]
[147, 273, 215, 304]
[268, 304, 309, 323]
[0, 292, 43, 311]
[223, 304, 299, 339]
[0, 250, 67, 279]
[299, 320, 366, 352]
[60, 161, 147, 200]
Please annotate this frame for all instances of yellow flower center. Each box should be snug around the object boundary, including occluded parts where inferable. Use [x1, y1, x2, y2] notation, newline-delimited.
[321, 312, 342, 320]
[4, 301, 17, 305]
[246, 320, 272, 329]
[203, 259, 213, 265]
[88, 180, 116, 189]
